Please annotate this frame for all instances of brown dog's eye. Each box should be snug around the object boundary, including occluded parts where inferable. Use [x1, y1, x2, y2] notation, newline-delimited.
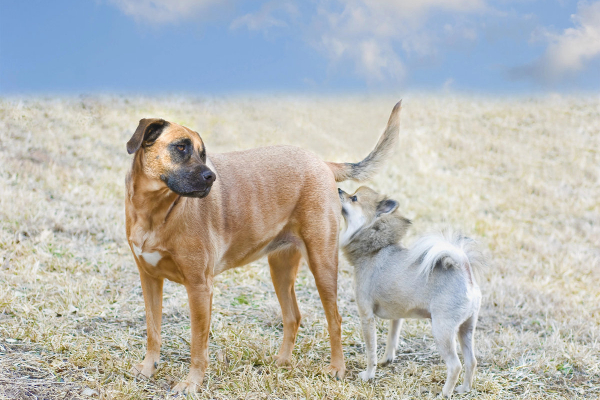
[351, 196, 357, 202]
[176, 145, 185, 152]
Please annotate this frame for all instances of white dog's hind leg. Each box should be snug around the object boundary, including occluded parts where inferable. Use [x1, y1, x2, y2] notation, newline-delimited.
[432, 318, 461, 398]
[455, 314, 478, 394]
[379, 319, 403, 366]
[358, 312, 378, 381]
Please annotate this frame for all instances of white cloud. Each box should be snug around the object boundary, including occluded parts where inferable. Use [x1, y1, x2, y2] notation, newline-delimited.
[108, 0, 227, 23]
[354, 39, 405, 81]
[225, 0, 485, 82]
[230, 1, 297, 32]
[106, 0, 494, 85]
[443, 77, 455, 92]
[311, 0, 486, 82]
[509, 1, 600, 83]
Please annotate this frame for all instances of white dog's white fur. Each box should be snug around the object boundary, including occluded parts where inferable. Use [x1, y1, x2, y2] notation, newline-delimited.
[338, 186, 483, 398]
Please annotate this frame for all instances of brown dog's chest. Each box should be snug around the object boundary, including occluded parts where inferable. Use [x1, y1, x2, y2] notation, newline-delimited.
[129, 227, 185, 283]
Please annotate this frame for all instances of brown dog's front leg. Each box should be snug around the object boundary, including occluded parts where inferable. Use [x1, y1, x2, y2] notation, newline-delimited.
[268, 249, 302, 366]
[131, 270, 164, 379]
[172, 282, 213, 395]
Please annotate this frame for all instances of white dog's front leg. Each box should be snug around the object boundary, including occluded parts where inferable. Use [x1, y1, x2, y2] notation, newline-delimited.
[379, 319, 403, 366]
[358, 313, 377, 381]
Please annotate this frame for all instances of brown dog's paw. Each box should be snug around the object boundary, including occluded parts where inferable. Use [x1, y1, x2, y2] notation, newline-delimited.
[130, 361, 157, 379]
[325, 363, 346, 380]
[273, 354, 292, 367]
[172, 380, 200, 395]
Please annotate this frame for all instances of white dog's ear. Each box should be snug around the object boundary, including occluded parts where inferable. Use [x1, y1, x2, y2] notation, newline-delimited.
[376, 199, 399, 216]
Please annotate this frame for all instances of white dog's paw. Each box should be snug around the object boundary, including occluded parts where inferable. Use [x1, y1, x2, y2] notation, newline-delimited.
[378, 353, 394, 366]
[454, 384, 471, 394]
[441, 387, 454, 398]
[358, 370, 375, 381]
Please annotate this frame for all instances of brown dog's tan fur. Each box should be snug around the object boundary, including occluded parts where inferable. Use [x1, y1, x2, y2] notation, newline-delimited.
[125, 102, 402, 394]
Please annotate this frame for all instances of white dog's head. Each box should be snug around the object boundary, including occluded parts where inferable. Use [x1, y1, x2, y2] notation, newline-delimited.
[338, 186, 410, 249]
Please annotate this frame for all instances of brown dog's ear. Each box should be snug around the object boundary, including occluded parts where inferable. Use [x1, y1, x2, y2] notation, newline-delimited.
[376, 199, 399, 217]
[126, 118, 168, 154]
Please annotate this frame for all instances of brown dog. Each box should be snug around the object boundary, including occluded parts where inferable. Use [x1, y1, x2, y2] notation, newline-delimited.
[125, 101, 402, 393]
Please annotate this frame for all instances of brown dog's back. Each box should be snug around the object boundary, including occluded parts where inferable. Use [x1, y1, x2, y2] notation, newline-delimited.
[208, 145, 339, 272]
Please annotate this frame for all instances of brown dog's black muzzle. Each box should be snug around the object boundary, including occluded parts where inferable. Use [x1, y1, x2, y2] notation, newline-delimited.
[162, 165, 216, 198]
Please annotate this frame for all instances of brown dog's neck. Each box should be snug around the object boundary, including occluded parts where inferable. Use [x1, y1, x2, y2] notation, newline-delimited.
[127, 156, 181, 230]
[132, 182, 179, 229]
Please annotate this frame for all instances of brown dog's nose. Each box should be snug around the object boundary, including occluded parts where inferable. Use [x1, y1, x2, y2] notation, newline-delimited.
[202, 170, 215, 184]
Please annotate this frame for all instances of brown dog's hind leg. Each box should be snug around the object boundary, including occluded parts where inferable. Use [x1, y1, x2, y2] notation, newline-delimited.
[172, 282, 213, 395]
[131, 270, 164, 379]
[304, 235, 346, 379]
[268, 248, 302, 366]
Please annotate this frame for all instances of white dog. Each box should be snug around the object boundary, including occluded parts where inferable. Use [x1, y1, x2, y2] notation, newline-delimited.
[338, 186, 483, 398]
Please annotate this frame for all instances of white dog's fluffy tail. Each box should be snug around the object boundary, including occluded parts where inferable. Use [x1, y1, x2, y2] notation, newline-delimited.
[405, 231, 483, 283]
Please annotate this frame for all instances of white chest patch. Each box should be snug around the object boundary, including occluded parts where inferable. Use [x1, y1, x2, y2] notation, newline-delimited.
[340, 212, 367, 247]
[132, 244, 163, 267]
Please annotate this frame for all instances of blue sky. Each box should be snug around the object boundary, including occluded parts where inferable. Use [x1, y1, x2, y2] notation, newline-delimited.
[1, 0, 599, 94]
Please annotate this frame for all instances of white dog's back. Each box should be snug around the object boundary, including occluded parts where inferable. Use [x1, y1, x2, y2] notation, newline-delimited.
[358, 230, 482, 322]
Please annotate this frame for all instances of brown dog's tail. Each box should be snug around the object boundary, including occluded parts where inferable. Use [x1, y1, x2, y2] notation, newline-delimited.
[326, 100, 402, 182]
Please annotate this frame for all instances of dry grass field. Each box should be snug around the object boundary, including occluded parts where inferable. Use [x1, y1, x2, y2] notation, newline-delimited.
[0, 95, 599, 399]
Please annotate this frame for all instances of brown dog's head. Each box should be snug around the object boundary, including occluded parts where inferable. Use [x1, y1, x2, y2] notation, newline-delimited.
[127, 118, 216, 198]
